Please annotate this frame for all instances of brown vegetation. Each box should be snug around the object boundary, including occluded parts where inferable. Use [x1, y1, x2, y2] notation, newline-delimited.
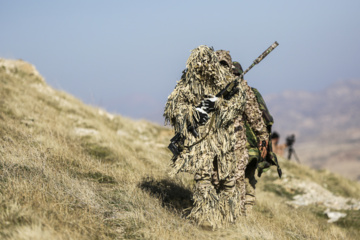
[0, 59, 359, 239]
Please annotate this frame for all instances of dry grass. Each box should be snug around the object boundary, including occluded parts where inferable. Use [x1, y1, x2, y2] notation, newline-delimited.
[0, 60, 360, 239]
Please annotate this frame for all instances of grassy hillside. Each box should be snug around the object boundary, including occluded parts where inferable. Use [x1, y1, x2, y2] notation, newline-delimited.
[1, 59, 360, 239]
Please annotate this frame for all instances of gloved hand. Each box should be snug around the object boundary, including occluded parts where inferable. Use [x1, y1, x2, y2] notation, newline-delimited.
[197, 94, 218, 113]
[194, 107, 209, 125]
[193, 94, 218, 126]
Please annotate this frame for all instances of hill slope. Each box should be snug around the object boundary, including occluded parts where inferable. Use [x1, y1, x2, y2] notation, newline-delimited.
[1, 59, 360, 239]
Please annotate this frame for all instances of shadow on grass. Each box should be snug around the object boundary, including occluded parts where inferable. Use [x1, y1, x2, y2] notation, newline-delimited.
[139, 177, 193, 212]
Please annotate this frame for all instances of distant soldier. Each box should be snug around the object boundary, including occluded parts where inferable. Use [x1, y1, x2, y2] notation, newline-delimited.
[271, 131, 286, 156]
[272, 132, 300, 163]
[164, 46, 271, 227]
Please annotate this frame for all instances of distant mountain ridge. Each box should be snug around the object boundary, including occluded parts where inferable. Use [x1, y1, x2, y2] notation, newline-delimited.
[264, 79, 360, 180]
[265, 79, 360, 142]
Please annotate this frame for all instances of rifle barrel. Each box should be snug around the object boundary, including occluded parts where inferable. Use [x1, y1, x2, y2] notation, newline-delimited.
[240, 41, 279, 79]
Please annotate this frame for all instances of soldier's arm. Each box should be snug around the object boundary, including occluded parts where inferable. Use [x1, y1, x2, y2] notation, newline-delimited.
[242, 80, 269, 143]
[164, 80, 204, 139]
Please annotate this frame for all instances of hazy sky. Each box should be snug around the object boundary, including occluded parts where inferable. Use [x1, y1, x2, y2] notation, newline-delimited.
[1, 1, 359, 124]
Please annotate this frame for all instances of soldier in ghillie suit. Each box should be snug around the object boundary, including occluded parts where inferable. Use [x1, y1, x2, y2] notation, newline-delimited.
[164, 46, 270, 228]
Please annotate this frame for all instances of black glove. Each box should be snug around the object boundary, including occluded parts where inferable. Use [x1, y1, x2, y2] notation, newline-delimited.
[197, 94, 218, 113]
[194, 108, 209, 125]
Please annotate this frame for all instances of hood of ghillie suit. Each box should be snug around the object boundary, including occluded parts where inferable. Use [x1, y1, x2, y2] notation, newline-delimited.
[186, 45, 226, 83]
[164, 45, 235, 127]
[215, 50, 233, 69]
[184, 45, 234, 97]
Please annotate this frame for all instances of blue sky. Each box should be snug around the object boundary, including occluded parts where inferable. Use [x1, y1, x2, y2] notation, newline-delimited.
[1, 0, 359, 123]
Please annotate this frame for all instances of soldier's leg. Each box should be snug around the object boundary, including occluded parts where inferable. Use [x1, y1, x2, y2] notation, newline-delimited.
[214, 131, 249, 223]
[188, 167, 219, 228]
[216, 154, 249, 223]
[232, 117, 248, 216]
[218, 175, 243, 223]
[245, 157, 257, 213]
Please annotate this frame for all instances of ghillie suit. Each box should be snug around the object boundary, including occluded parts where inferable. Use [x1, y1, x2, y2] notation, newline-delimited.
[164, 45, 269, 228]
